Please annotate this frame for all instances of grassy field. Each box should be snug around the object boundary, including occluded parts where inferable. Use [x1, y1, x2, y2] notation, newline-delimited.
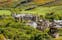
[0, 6, 62, 15]
[0, 10, 11, 15]
[20, 6, 62, 15]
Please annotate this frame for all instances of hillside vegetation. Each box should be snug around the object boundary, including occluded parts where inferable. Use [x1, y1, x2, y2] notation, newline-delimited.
[0, 0, 62, 40]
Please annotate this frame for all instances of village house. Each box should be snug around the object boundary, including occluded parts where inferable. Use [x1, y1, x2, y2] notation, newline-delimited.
[54, 20, 62, 28]
[12, 13, 38, 22]
[26, 21, 37, 28]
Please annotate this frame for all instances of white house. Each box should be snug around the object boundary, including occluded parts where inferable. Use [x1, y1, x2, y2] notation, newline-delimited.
[54, 20, 62, 28]
[26, 21, 37, 28]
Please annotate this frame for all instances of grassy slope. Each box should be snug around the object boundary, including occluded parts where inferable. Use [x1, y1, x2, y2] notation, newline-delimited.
[0, 5, 62, 15]
[0, 10, 11, 15]
[20, 5, 62, 15]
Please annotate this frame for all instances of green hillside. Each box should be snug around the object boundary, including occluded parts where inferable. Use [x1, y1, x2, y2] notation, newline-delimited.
[0, 5, 62, 15]
[0, 0, 62, 40]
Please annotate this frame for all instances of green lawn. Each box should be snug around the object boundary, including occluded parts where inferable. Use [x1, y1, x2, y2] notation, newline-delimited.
[0, 10, 11, 15]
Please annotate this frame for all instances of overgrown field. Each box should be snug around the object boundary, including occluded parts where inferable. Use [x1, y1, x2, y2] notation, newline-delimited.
[0, 16, 62, 40]
[0, 16, 53, 40]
